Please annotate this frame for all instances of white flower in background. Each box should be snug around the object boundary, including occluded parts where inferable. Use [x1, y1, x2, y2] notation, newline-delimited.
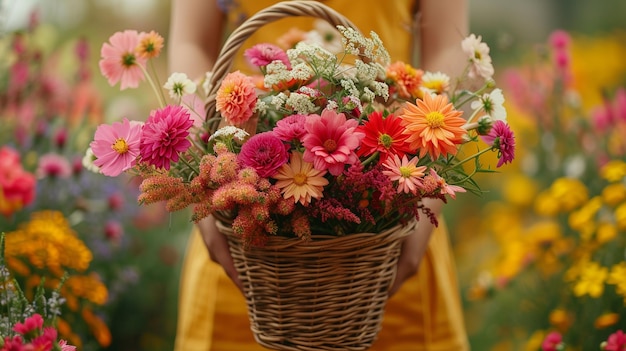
[202, 71, 214, 96]
[164, 72, 196, 99]
[462, 34, 494, 80]
[82, 147, 101, 173]
[421, 71, 450, 94]
[471, 88, 507, 121]
[304, 20, 344, 54]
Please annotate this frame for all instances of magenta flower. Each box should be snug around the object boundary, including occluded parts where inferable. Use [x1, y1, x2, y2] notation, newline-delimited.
[238, 132, 289, 177]
[244, 43, 291, 69]
[13, 313, 44, 335]
[273, 114, 307, 143]
[604, 330, 626, 351]
[140, 105, 194, 170]
[481, 120, 516, 167]
[302, 109, 365, 176]
[541, 331, 563, 351]
[99, 30, 147, 90]
[36, 153, 72, 179]
[90, 118, 142, 176]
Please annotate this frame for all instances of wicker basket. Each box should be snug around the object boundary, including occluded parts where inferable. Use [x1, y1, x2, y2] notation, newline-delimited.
[204, 2, 416, 350]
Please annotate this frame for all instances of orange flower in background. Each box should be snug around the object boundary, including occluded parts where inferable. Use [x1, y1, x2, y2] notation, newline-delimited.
[136, 30, 164, 59]
[386, 61, 423, 99]
[400, 93, 466, 160]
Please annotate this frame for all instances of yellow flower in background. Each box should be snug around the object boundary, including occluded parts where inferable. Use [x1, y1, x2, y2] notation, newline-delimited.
[550, 177, 589, 212]
[64, 273, 109, 305]
[534, 190, 561, 217]
[568, 196, 602, 239]
[600, 160, 626, 182]
[573, 261, 608, 298]
[502, 174, 538, 208]
[494, 240, 528, 280]
[614, 202, 626, 231]
[549, 308, 573, 332]
[595, 221, 618, 244]
[607, 262, 626, 299]
[525, 330, 547, 351]
[602, 182, 626, 207]
[594, 312, 620, 329]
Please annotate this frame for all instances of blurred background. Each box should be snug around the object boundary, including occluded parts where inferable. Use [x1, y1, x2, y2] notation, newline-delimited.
[1, 0, 626, 350]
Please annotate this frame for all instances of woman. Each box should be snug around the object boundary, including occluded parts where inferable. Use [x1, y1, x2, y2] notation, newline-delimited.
[169, 1, 470, 350]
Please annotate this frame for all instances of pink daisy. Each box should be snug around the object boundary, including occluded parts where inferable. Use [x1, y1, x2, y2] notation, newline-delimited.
[140, 105, 194, 170]
[426, 168, 466, 199]
[244, 43, 291, 69]
[215, 71, 257, 127]
[13, 313, 43, 335]
[382, 154, 426, 194]
[99, 30, 147, 90]
[59, 340, 77, 351]
[238, 132, 289, 178]
[541, 331, 563, 351]
[273, 114, 307, 143]
[302, 109, 364, 176]
[480, 120, 516, 167]
[36, 153, 72, 179]
[90, 118, 142, 176]
[273, 151, 328, 205]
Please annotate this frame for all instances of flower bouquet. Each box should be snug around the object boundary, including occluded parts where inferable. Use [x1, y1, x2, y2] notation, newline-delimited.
[89, 1, 514, 349]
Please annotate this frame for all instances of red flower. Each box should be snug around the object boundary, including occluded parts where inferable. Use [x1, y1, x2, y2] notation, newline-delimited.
[356, 111, 412, 164]
[604, 330, 626, 351]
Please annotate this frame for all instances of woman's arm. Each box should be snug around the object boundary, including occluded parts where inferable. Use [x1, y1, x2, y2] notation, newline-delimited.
[168, 0, 225, 77]
[388, 0, 468, 296]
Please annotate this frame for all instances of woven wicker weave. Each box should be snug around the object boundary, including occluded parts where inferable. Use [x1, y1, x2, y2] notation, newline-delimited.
[205, 1, 416, 350]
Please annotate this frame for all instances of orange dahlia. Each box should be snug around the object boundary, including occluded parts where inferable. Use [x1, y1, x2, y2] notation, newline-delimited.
[400, 93, 466, 160]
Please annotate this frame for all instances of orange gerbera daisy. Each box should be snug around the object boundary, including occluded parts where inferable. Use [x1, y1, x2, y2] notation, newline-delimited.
[273, 152, 329, 205]
[400, 93, 466, 160]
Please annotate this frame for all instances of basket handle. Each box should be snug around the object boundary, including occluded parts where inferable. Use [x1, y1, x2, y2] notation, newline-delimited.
[204, 1, 360, 130]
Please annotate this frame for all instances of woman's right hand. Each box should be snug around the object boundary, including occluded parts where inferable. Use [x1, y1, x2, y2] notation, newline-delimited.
[196, 215, 244, 292]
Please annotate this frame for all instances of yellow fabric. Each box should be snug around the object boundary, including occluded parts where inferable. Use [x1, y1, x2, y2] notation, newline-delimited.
[175, 1, 470, 350]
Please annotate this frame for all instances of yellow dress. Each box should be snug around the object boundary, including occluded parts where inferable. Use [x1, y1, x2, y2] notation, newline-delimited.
[175, 1, 470, 350]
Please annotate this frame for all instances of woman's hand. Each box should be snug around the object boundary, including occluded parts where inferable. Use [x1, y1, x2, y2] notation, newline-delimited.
[196, 216, 244, 292]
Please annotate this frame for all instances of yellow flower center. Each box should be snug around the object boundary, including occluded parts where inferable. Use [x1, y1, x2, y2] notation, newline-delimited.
[474, 51, 482, 60]
[111, 138, 129, 154]
[379, 134, 393, 148]
[293, 173, 307, 186]
[399, 166, 413, 178]
[425, 111, 445, 128]
[323, 139, 337, 153]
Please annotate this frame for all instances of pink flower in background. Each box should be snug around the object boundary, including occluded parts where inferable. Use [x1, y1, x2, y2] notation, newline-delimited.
[99, 30, 146, 90]
[273, 114, 307, 143]
[0, 146, 36, 216]
[604, 330, 626, 351]
[59, 340, 77, 351]
[461, 34, 494, 80]
[36, 153, 72, 179]
[140, 105, 193, 170]
[238, 132, 289, 177]
[216, 71, 257, 126]
[481, 120, 516, 167]
[244, 43, 291, 69]
[104, 220, 124, 241]
[541, 331, 563, 351]
[549, 29, 571, 50]
[613, 87, 626, 123]
[303, 109, 364, 176]
[13, 313, 44, 335]
[382, 154, 426, 194]
[90, 118, 142, 176]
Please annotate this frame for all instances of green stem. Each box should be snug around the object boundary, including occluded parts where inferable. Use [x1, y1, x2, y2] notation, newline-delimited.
[361, 151, 379, 167]
[139, 62, 166, 108]
[441, 147, 493, 173]
[149, 59, 168, 105]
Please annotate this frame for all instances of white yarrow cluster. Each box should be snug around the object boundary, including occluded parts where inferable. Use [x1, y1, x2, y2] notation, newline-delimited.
[209, 126, 250, 142]
[336, 26, 390, 66]
[286, 92, 318, 115]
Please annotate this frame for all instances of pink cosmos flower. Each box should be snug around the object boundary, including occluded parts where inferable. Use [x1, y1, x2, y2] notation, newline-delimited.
[273, 114, 307, 143]
[99, 30, 147, 90]
[481, 120, 516, 167]
[614, 88, 626, 123]
[90, 118, 142, 176]
[244, 43, 291, 69]
[0, 146, 36, 216]
[426, 168, 466, 199]
[59, 340, 77, 351]
[216, 71, 257, 127]
[302, 109, 364, 176]
[541, 331, 563, 351]
[238, 132, 289, 177]
[36, 153, 72, 179]
[461, 34, 494, 80]
[13, 313, 44, 335]
[604, 330, 626, 351]
[382, 154, 426, 194]
[140, 105, 194, 170]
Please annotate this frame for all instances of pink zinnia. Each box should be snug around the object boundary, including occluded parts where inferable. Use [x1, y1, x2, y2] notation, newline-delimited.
[382, 154, 426, 194]
[238, 132, 289, 178]
[273, 114, 307, 143]
[541, 331, 563, 351]
[140, 105, 194, 170]
[99, 30, 147, 90]
[302, 109, 364, 176]
[215, 71, 257, 127]
[481, 120, 516, 167]
[0, 146, 36, 216]
[36, 153, 72, 179]
[244, 43, 291, 69]
[604, 330, 626, 351]
[90, 118, 142, 176]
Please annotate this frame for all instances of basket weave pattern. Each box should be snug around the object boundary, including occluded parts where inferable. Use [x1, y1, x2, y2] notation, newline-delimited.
[218, 220, 417, 351]
[206, 2, 416, 350]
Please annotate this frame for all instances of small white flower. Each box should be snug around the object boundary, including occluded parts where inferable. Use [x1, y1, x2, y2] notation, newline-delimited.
[461, 34, 494, 80]
[286, 92, 317, 114]
[164, 72, 197, 99]
[82, 147, 101, 174]
[264, 61, 291, 88]
[471, 88, 507, 121]
[210, 126, 250, 142]
[202, 71, 214, 96]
